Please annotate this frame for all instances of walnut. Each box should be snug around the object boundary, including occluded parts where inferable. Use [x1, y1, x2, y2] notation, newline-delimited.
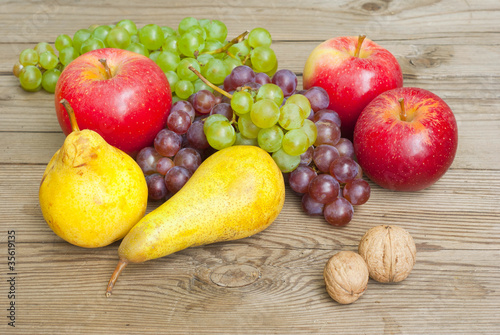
[358, 225, 416, 283]
[323, 251, 369, 304]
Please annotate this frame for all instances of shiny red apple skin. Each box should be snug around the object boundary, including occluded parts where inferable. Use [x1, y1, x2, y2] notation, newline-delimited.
[55, 48, 171, 157]
[303, 36, 403, 139]
[353, 87, 458, 192]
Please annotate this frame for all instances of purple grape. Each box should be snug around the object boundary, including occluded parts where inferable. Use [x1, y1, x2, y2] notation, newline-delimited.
[154, 129, 182, 157]
[173, 148, 202, 173]
[167, 110, 192, 134]
[343, 179, 370, 205]
[164, 166, 192, 194]
[223, 75, 235, 91]
[210, 102, 233, 120]
[186, 121, 210, 149]
[323, 198, 353, 226]
[170, 100, 196, 122]
[308, 174, 340, 204]
[303, 86, 330, 112]
[242, 81, 262, 90]
[313, 145, 340, 173]
[136, 147, 162, 175]
[192, 90, 217, 114]
[330, 157, 359, 184]
[156, 157, 174, 175]
[289, 165, 317, 194]
[146, 173, 168, 201]
[230, 65, 255, 88]
[254, 72, 271, 85]
[300, 146, 314, 166]
[334, 138, 355, 159]
[313, 109, 341, 128]
[314, 120, 341, 146]
[301, 193, 325, 216]
[272, 69, 297, 97]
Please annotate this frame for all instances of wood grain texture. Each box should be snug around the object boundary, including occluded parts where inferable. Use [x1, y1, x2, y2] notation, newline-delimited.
[1, 0, 499, 334]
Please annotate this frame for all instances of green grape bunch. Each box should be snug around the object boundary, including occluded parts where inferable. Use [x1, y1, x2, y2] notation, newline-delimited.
[12, 17, 278, 98]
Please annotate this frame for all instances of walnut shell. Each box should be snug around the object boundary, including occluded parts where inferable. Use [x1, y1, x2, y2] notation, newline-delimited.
[358, 225, 416, 283]
[323, 251, 369, 304]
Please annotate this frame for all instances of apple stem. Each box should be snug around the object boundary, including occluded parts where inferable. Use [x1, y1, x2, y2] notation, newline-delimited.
[354, 35, 366, 58]
[98, 58, 113, 79]
[188, 66, 233, 99]
[399, 98, 407, 121]
[105, 259, 128, 297]
[60, 99, 80, 132]
[201, 30, 249, 55]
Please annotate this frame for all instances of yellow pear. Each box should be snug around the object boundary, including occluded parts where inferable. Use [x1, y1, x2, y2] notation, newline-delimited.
[106, 145, 285, 296]
[39, 100, 148, 248]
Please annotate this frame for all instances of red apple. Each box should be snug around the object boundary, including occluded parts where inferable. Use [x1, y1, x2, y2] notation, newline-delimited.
[353, 87, 458, 191]
[303, 36, 403, 139]
[55, 48, 171, 157]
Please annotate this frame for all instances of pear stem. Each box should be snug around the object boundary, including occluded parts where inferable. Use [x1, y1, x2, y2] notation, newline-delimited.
[354, 35, 366, 58]
[188, 66, 233, 99]
[60, 99, 80, 132]
[201, 30, 249, 55]
[399, 98, 407, 121]
[99, 58, 113, 79]
[106, 259, 128, 297]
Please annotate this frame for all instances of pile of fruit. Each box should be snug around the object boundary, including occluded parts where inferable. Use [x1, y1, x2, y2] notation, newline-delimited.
[13, 18, 277, 99]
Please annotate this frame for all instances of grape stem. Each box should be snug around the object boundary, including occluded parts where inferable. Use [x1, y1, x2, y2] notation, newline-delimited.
[188, 66, 233, 99]
[99, 58, 113, 79]
[201, 30, 249, 55]
[399, 98, 407, 121]
[105, 259, 128, 297]
[60, 99, 80, 132]
[354, 35, 366, 58]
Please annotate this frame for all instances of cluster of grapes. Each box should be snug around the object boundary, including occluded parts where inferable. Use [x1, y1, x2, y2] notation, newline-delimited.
[12, 17, 278, 100]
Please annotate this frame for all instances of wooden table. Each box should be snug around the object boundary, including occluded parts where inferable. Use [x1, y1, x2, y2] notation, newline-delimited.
[1, 1, 499, 334]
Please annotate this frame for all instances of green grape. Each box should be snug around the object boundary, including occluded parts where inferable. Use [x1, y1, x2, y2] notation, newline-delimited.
[228, 42, 251, 60]
[203, 39, 224, 58]
[248, 28, 272, 48]
[231, 91, 253, 115]
[165, 71, 179, 88]
[279, 103, 304, 130]
[19, 49, 39, 66]
[202, 58, 228, 85]
[162, 35, 179, 53]
[149, 50, 161, 62]
[203, 20, 227, 43]
[41, 68, 61, 93]
[156, 51, 180, 72]
[282, 129, 309, 156]
[139, 24, 164, 51]
[175, 80, 195, 100]
[172, 96, 182, 103]
[55, 34, 73, 51]
[178, 31, 205, 57]
[197, 54, 214, 66]
[264, 60, 278, 77]
[34, 42, 56, 56]
[59, 47, 79, 66]
[178, 17, 199, 35]
[106, 27, 131, 49]
[272, 148, 301, 173]
[250, 99, 280, 128]
[301, 119, 317, 146]
[224, 56, 243, 72]
[130, 34, 140, 43]
[194, 78, 213, 93]
[73, 29, 92, 54]
[235, 133, 258, 146]
[12, 62, 23, 77]
[80, 37, 105, 54]
[91, 26, 111, 46]
[238, 113, 261, 139]
[257, 125, 284, 153]
[256, 83, 284, 106]
[161, 26, 176, 39]
[116, 19, 138, 35]
[88, 24, 100, 32]
[19, 65, 42, 91]
[186, 26, 207, 40]
[176, 58, 200, 82]
[126, 42, 149, 57]
[198, 19, 210, 28]
[203, 114, 229, 133]
[286, 94, 312, 119]
[205, 121, 236, 150]
[39, 51, 59, 70]
[251, 46, 277, 73]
